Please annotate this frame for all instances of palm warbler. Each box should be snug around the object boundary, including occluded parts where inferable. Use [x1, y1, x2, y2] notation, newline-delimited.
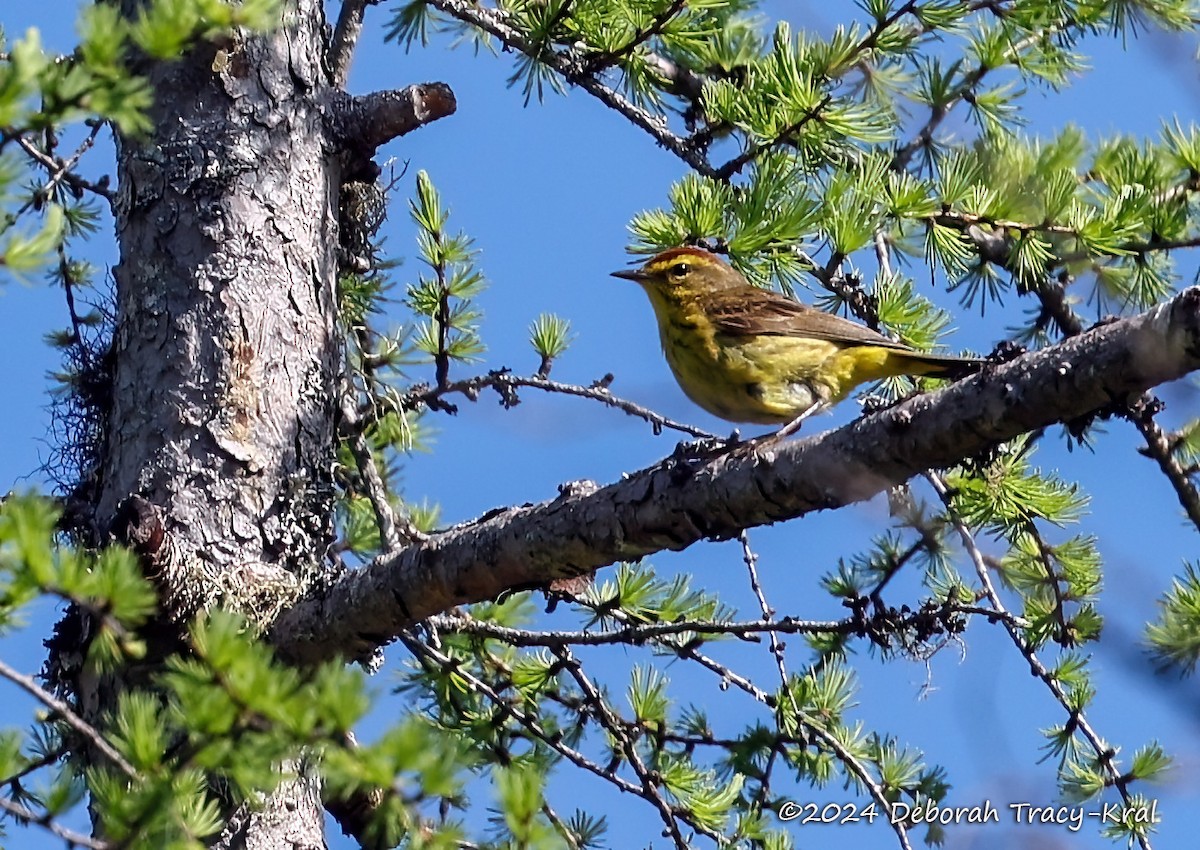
[612, 247, 982, 433]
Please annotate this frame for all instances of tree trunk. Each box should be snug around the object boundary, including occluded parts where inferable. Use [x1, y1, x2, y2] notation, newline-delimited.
[98, 3, 342, 846]
[101, 0, 341, 609]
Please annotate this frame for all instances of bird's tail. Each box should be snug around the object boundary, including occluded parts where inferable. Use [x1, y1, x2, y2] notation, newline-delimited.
[894, 351, 985, 381]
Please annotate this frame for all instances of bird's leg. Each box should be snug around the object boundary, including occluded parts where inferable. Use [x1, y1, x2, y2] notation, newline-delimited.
[771, 402, 824, 441]
[728, 403, 825, 454]
[672, 406, 819, 464]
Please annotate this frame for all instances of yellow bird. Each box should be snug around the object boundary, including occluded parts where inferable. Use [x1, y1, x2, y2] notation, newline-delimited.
[612, 247, 981, 433]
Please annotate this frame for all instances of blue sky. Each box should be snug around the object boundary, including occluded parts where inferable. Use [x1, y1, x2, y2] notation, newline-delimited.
[3, 2, 1200, 848]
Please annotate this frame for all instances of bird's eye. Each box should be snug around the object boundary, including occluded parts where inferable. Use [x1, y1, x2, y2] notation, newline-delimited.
[669, 263, 689, 278]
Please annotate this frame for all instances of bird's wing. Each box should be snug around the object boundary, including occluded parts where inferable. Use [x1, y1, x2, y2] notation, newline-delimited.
[704, 287, 911, 350]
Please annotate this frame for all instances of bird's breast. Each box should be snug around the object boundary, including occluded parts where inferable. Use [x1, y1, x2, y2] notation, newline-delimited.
[653, 308, 833, 424]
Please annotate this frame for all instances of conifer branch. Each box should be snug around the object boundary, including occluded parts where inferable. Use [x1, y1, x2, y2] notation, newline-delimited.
[0, 657, 137, 780]
[714, 94, 834, 180]
[424, 0, 717, 176]
[14, 128, 113, 207]
[933, 208, 1200, 265]
[399, 632, 725, 840]
[891, 28, 1064, 171]
[988, 234, 1200, 533]
[0, 797, 109, 850]
[554, 647, 695, 848]
[927, 471, 1151, 850]
[582, 0, 689, 73]
[273, 287, 1200, 664]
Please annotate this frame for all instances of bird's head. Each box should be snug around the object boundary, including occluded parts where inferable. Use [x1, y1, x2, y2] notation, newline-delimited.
[611, 247, 742, 305]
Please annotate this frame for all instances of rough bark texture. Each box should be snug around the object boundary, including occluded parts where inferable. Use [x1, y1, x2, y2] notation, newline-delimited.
[101, 6, 341, 617]
[272, 288, 1200, 665]
[97, 5, 338, 847]
[217, 771, 325, 850]
[82, 3, 453, 848]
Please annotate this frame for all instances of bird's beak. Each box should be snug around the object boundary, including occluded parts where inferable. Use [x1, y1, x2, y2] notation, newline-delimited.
[611, 267, 649, 282]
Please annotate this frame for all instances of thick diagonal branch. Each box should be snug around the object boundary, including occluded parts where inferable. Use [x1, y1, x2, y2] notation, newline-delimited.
[272, 288, 1200, 665]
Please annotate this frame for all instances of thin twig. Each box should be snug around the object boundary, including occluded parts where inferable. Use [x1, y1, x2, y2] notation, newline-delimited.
[714, 94, 833, 180]
[428, 604, 1017, 647]
[926, 471, 1152, 850]
[891, 29, 1052, 172]
[0, 746, 68, 788]
[432, 248, 452, 392]
[569, 607, 912, 849]
[398, 633, 719, 836]
[541, 802, 583, 850]
[41, 122, 107, 201]
[340, 396, 427, 547]
[0, 796, 109, 850]
[425, 0, 716, 177]
[583, 0, 688, 73]
[737, 531, 795, 710]
[553, 646, 696, 849]
[15, 130, 114, 208]
[399, 368, 717, 439]
[0, 657, 137, 780]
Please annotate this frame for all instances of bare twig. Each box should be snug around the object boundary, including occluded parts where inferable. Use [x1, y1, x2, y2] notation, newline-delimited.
[399, 368, 717, 439]
[427, 604, 1016, 647]
[340, 397, 427, 547]
[433, 295, 451, 392]
[541, 802, 583, 850]
[0, 796, 109, 850]
[737, 531, 795, 711]
[329, 0, 376, 88]
[0, 656, 136, 780]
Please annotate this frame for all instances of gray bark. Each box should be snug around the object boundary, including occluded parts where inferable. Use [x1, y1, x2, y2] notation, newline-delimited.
[101, 7, 338, 848]
[102, 4, 341, 614]
[90, 2, 452, 847]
